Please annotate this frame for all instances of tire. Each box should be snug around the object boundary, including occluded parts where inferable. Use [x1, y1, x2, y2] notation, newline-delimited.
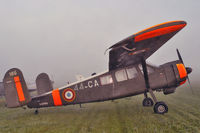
[142, 98, 154, 107]
[153, 102, 168, 114]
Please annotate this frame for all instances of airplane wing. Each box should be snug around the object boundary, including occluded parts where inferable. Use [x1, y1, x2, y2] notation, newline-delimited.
[108, 20, 186, 71]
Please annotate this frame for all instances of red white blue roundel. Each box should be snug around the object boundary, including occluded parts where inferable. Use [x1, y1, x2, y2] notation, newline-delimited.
[62, 88, 76, 102]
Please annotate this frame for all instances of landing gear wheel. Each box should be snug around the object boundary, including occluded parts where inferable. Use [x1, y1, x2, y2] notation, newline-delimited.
[142, 98, 154, 107]
[153, 102, 168, 114]
[34, 109, 39, 115]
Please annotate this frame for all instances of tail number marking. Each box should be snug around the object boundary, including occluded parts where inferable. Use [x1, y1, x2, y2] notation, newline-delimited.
[74, 80, 99, 91]
[9, 70, 17, 77]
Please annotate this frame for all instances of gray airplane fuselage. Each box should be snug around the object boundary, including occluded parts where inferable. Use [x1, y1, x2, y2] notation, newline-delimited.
[27, 60, 182, 108]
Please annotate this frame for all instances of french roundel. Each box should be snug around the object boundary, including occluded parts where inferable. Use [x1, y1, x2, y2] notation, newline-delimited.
[62, 88, 76, 102]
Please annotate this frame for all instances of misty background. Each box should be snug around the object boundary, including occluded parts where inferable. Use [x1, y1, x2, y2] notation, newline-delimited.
[0, 0, 199, 88]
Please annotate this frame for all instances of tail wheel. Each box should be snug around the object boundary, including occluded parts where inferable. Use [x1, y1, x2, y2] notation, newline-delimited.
[34, 109, 39, 115]
[142, 98, 154, 107]
[153, 102, 168, 114]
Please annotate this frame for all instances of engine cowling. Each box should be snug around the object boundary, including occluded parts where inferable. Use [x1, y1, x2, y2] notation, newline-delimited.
[161, 60, 187, 88]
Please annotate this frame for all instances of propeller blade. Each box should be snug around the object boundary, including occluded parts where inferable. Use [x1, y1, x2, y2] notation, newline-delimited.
[176, 49, 184, 64]
[187, 77, 194, 95]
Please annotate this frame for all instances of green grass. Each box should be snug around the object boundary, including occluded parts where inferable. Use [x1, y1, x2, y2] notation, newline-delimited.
[0, 87, 200, 133]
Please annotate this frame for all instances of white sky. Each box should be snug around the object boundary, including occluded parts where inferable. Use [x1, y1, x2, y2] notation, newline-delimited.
[0, 0, 199, 87]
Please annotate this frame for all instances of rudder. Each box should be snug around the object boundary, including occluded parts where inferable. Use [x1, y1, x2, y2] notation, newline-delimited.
[3, 68, 31, 108]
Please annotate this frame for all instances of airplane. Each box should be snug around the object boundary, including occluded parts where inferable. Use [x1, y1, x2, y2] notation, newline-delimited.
[3, 20, 192, 114]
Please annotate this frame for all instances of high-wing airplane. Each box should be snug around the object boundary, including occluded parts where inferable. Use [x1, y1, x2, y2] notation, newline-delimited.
[3, 20, 192, 114]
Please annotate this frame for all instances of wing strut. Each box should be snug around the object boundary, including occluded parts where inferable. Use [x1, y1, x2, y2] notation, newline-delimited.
[141, 58, 157, 103]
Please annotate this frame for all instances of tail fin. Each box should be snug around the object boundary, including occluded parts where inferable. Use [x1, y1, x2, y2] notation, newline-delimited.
[3, 68, 31, 108]
[36, 73, 53, 95]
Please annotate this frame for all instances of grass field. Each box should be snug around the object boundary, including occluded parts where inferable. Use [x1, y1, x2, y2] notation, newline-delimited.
[0, 86, 200, 133]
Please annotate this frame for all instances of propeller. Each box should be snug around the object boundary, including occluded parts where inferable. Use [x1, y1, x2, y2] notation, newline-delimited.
[176, 49, 193, 94]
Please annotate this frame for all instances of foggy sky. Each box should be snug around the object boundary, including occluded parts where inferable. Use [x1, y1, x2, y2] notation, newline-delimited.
[0, 0, 199, 87]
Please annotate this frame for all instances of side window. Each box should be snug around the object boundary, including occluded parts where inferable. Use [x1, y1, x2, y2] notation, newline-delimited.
[115, 69, 128, 82]
[100, 75, 113, 85]
[138, 64, 154, 74]
[126, 67, 138, 79]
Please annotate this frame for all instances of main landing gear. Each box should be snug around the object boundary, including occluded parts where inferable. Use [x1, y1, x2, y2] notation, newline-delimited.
[143, 90, 168, 114]
[141, 58, 168, 114]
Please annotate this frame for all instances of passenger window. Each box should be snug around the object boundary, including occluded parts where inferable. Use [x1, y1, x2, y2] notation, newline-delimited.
[115, 69, 128, 82]
[126, 67, 138, 79]
[100, 75, 113, 85]
[138, 64, 154, 74]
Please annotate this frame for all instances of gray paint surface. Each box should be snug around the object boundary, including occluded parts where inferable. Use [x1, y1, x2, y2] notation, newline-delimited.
[3, 68, 31, 107]
[36, 73, 53, 95]
[27, 60, 183, 108]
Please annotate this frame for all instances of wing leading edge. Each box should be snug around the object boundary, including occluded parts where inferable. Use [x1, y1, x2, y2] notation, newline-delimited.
[109, 20, 186, 71]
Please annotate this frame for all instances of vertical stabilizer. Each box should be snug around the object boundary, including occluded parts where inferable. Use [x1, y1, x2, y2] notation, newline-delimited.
[36, 73, 53, 95]
[3, 68, 31, 108]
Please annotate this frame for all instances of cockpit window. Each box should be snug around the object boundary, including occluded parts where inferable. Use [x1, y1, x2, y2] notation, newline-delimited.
[138, 64, 154, 74]
[115, 69, 128, 82]
[100, 75, 113, 85]
[126, 67, 138, 79]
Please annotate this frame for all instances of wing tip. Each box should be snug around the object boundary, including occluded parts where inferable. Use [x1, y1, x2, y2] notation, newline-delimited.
[134, 20, 187, 36]
[107, 20, 187, 50]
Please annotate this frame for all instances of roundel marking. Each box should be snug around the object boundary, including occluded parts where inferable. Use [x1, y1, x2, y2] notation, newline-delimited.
[62, 88, 76, 102]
